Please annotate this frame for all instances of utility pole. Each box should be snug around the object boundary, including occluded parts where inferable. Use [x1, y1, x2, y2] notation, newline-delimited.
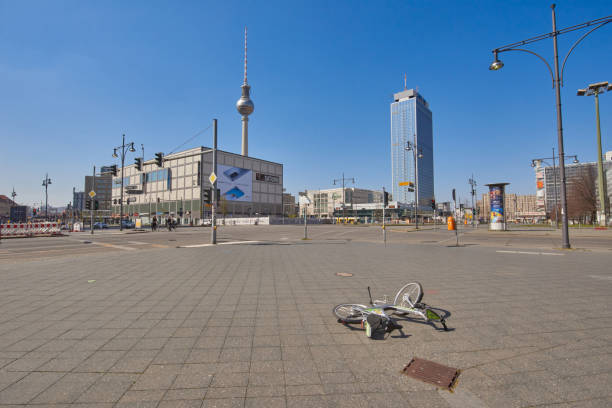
[91, 166, 95, 235]
[333, 173, 355, 221]
[42, 174, 51, 219]
[211, 119, 218, 244]
[382, 187, 387, 245]
[469, 175, 477, 228]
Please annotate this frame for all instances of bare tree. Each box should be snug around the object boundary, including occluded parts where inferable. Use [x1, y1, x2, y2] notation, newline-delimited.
[567, 167, 597, 223]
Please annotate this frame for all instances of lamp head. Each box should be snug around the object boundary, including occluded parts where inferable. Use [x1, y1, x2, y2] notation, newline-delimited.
[577, 89, 586, 96]
[573, 158, 579, 164]
[112, 149, 118, 158]
[531, 162, 536, 168]
[129, 144, 136, 153]
[418, 153, 424, 159]
[489, 51, 504, 71]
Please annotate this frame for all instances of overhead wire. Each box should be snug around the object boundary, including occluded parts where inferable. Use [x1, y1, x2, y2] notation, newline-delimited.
[167, 123, 213, 155]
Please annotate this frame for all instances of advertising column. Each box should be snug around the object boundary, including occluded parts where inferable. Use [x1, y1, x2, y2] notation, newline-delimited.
[485, 183, 509, 231]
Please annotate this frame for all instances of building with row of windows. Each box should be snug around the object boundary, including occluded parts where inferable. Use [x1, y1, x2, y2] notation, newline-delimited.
[298, 187, 383, 218]
[390, 88, 434, 209]
[534, 152, 612, 222]
[110, 147, 283, 225]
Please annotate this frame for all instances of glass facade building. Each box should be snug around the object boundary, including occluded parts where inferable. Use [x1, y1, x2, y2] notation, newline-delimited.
[390, 89, 434, 207]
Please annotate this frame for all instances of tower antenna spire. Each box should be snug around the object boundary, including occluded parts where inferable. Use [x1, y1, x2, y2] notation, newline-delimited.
[404, 73, 407, 90]
[244, 26, 248, 84]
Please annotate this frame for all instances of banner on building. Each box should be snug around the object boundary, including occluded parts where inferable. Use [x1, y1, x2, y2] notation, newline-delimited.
[218, 165, 252, 202]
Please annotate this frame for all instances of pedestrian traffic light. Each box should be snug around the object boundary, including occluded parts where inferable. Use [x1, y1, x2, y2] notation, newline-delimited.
[155, 152, 163, 167]
[203, 188, 211, 204]
[110, 164, 118, 176]
[383, 191, 389, 207]
[431, 199, 436, 209]
[135, 157, 142, 171]
[94, 200, 99, 210]
[85, 200, 91, 210]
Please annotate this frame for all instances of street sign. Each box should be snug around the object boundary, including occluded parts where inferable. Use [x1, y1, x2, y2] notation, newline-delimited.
[209, 172, 217, 185]
[88, 191, 96, 198]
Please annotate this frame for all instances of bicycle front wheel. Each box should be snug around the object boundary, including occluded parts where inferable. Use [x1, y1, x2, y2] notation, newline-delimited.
[333, 304, 367, 323]
[394, 282, 423, 308]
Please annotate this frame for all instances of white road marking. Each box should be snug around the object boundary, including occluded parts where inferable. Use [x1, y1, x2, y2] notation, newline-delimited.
[89, 242, 137, 251]
[179, 240, 262, 248]
[589, 275, 612, 281]
[127, 241, 149, 245]
[496, 250, 563, 256]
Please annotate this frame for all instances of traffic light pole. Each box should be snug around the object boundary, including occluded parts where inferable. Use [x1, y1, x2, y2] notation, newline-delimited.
[211, 119, 217, 245]
[382, 187, 386, 245]
[91, 166, 95, 235]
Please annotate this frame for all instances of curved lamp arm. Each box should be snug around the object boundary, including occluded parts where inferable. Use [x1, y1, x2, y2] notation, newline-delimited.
[498, 48, 555, 88]
[560, 21, 611, 86]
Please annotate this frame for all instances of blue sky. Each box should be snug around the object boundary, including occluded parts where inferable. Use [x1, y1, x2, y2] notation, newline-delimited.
[1, 0, 611, 207]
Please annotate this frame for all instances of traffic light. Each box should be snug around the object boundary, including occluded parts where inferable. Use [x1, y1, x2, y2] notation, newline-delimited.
[216, 189, 221, 203]
[203, 188, 211, 204]
[431, 199, 436, 209]
[383, 191, 389, 207]
[33, 208, 37, 216]
[155, 152, 163, 167]
[110, 164, 118, 176]
[94, 200, 99, 210]
[85, 200, 91, 210]
[135, 157, 142, 171]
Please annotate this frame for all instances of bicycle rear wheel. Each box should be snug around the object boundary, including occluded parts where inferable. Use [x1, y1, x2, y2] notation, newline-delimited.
[393, 282, 423, 308]
[333, 304, 367, 323]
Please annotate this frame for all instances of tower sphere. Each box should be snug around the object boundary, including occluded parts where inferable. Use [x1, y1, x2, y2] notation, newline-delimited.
[236, 84, 254, 116]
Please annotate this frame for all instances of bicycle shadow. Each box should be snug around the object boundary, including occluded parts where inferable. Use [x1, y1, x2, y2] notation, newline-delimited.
[336, 321, 412, 340]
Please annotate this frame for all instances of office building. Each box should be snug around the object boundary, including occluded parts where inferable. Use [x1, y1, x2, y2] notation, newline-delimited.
[299, 187, 383, 218]
[111, 147, 283, 224]
[534, 153, 612, 219]
[85, 174, 112, 211]
[391, 88, 434, 208]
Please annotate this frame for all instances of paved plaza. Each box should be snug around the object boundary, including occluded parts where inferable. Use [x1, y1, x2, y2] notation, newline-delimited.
[0, 225, 611, 407]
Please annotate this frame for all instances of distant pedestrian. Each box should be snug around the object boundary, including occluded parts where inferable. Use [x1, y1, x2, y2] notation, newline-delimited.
[167, 217, 172, 231]
[152, 216, 157, 232]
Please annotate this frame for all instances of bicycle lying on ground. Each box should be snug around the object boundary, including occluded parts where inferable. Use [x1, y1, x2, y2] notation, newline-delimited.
[333, 282, 449, 338]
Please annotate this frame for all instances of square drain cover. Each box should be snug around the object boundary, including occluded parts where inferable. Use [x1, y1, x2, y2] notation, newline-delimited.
[402, 357, 461, 392]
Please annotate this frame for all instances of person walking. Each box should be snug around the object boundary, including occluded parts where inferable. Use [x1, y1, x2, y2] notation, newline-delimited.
[152, 216, 157, 232]
[167, 217, 172, 232]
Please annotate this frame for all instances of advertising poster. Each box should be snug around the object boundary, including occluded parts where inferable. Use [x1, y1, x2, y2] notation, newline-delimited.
[489, 186, 504, 224]
[218, 164, 252, 202]
[535, 169, 545, 210]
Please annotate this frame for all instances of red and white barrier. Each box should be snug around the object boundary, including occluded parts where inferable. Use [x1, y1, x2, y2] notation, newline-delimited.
[0, 222, 61, 238]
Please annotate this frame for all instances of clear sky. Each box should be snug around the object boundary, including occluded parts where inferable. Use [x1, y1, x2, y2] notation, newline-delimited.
[1, 0, 611, 207]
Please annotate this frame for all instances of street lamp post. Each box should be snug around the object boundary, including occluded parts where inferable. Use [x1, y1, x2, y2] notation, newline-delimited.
[42, 174, 51, 219]
[112, 134, 136, 231]
[469, 176, 477, 228]
[531, 151, 578, 227]
[405, 137, 423, 229]
[489, 4, 612, 248]
[577, 82, 611, 226]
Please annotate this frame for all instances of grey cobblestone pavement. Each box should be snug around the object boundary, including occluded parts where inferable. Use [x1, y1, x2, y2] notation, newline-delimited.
[0, 226, 611, 407]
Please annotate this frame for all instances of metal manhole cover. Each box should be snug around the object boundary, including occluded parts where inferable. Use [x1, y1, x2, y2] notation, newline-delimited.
[402, 357, 461, 392]
[335, 272, 353, 277]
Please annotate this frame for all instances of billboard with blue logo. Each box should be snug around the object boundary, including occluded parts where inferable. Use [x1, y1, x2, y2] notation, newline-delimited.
[218, 164, 252, 202]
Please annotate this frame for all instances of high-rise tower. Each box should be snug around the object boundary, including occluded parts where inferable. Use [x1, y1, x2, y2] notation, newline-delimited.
[390, 87, 434, 207]
[236, 26, 254, 156]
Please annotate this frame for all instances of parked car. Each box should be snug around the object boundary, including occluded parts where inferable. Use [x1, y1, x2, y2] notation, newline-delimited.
[93, 222, 108, 229]
[121, 220, 135, 229]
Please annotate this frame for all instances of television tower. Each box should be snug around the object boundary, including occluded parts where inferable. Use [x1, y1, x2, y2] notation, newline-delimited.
[236, 26, 254, 156]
